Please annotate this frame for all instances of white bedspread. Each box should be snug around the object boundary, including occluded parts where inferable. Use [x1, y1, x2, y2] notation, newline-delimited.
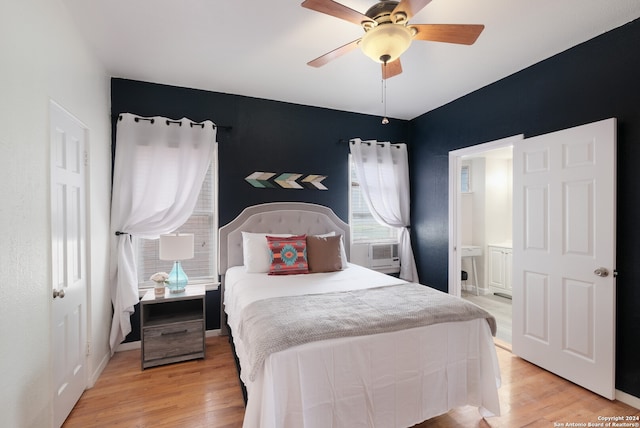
[224, 264, 501, 428]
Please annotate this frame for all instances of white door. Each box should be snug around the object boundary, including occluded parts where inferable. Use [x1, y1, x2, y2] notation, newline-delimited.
[512, 118, 616, 399]
[50, 101, 88, 427]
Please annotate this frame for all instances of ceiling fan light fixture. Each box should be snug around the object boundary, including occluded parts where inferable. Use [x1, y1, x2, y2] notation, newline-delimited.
[360, 24, 412, 63]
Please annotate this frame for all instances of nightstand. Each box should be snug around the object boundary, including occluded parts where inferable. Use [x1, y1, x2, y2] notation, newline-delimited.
[140, 285, 206, 369]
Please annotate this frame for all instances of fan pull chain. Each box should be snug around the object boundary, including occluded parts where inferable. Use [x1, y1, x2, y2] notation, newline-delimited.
[381, 65, 389, 125]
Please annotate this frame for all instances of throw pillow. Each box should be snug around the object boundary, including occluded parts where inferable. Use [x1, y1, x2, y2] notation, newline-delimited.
[307, 235, 343, 273]
[267, 235, 308, 275]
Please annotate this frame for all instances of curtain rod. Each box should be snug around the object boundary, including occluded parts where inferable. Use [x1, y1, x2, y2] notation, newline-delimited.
[340, 139, 404, 148]
[115, 114, 232, 131]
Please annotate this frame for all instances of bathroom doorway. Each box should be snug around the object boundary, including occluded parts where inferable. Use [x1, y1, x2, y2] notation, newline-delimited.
[448, 135, 522, 346]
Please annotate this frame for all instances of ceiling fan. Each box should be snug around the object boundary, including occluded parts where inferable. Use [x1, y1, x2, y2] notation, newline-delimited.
[302, 0, 484, 79]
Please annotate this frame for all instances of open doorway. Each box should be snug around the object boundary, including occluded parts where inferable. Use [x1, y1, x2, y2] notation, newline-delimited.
[448, 135, 522, 346]
[461, 146, 513, 345]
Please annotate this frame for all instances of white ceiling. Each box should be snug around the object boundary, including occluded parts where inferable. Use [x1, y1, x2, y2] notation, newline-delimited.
[63, 0, 640, 120]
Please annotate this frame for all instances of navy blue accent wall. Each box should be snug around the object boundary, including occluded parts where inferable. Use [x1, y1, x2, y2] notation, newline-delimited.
[111, 79, 408, 336]
[111, 79, 408, 225]
[409, 18, 640, 397]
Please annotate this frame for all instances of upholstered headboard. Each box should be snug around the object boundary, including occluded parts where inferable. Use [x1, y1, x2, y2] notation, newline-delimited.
[218, 202, 350, 275]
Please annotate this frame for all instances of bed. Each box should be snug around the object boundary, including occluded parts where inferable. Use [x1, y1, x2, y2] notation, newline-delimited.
[219, 202, 501, 428]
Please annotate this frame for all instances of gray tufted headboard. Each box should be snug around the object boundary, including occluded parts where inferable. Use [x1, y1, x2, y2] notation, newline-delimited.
[219, 202, 350, 275]
[218, 203, 350, 335]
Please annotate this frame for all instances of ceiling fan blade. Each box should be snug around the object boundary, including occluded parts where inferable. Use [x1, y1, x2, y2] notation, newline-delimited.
[301, 0, 374, 26]
[382, 58, 402, 79]
[307, 39, 361, 67]
[391, 0, 433, 21]
[411, 24, 485, 45]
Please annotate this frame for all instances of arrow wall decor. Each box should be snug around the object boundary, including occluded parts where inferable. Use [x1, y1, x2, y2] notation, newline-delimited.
[245, 172, 327, 190]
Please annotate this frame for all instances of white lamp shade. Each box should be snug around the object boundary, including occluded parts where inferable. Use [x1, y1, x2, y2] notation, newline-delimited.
[159, 233, 194, 261]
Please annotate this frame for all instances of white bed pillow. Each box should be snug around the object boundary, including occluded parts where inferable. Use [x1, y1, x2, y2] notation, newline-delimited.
[242, 232, 292, 273]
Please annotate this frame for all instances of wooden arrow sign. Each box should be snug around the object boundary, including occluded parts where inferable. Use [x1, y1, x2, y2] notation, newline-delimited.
[245, 172, 327, 190]
[301, 174, 328, 190]
[244, 172, 277, 188]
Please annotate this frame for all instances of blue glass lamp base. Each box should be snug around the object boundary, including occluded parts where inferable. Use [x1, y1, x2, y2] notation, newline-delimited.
[168, 261, 188, 293]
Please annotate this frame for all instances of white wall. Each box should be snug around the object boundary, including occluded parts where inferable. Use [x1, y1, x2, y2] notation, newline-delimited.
[470, 158, 486, 251]
[461, 158, 487, 291]
[460, 162, 474, 245]
[0, 1, 112, 426]
[485, 157, 513, 247]
[460, 156, 512, 293]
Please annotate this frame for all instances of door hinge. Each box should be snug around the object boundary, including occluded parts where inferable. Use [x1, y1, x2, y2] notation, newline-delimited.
[86, 341, 91, 356]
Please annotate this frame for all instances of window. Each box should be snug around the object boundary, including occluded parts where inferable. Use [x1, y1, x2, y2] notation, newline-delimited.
[136, 159, 218, 287]
[461, 164, 471, 193]
[349, 157, 398, 243]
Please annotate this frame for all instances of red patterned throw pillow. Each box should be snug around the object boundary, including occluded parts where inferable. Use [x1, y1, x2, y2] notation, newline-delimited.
[266, 235, 309, 275]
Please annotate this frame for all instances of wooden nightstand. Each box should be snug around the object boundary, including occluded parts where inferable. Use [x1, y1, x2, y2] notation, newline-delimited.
[140, 285, 206, 369]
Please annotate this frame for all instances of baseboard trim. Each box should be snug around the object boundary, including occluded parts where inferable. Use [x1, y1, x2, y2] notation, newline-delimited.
[462, 285, 492, 296]
[115, 340, 139, 352]
[615, 389, 640, 409]
[87, 352, 110, 388]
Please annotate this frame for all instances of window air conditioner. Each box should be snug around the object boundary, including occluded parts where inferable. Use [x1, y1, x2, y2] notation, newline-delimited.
[368, 243, 400, 270]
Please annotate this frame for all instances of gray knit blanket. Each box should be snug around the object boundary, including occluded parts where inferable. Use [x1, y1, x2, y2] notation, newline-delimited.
[237, 282, 496, 381]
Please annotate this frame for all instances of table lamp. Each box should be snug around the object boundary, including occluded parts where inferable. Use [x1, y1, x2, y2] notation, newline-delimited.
[159, 232, 194, 293]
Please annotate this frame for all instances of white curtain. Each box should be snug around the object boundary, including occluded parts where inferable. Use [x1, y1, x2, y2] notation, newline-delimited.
[350, 138, 419, 282]
[109, 113, 216, 352]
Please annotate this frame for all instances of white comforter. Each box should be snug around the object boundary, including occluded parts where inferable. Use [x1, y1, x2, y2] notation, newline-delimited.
[224, 264, 501, 428]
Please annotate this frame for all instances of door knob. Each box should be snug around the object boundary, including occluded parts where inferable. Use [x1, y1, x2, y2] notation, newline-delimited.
[53, 289, 65, 299]
[594, 267, 609, 277]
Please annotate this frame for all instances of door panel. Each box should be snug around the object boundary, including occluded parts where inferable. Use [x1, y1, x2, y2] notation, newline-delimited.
[50, 101, 88, 427]
[513, 118, 616, 399]
[563, 278, 594, 359]
[524, 184, 548, 251]
[522, 271, 548, 343]
[564, 180, 593, 255]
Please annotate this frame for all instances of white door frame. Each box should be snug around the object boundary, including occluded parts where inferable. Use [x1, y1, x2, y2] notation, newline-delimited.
[448, 134, 524, 296]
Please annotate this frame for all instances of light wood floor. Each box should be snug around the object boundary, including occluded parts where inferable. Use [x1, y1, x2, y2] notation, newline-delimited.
[64, 336, 639, 428]
[64, 336, 246, 428]
[462, 291, 512, 345]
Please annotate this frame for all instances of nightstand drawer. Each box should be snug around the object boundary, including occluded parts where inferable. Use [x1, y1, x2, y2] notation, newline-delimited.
[140, 286, 206, 369]
[143, 320, 204, 361]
